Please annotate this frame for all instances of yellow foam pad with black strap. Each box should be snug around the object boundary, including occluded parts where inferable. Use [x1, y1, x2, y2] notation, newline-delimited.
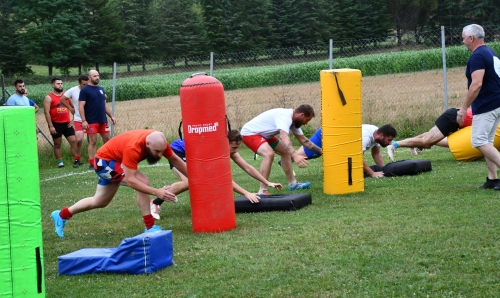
[321, 69, 364, 194]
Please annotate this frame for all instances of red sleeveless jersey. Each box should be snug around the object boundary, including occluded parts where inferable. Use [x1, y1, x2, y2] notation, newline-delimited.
[48, 92, 70, 123]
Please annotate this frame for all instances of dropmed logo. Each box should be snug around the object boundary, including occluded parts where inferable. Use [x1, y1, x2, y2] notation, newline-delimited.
[188, 122, 219, 134]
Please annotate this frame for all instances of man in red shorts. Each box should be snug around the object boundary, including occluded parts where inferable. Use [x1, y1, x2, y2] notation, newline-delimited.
[50, 130, 187, 238]
[79, 69, 117, 168]
[240, 104, 322, 194]
[43, 78, 78, 168]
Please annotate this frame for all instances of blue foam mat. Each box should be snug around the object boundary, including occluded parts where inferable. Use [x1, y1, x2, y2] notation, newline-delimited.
[58, 230, 173, 275]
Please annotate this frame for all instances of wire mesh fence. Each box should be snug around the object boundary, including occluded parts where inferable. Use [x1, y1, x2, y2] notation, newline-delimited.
[4, 25, 500, 162]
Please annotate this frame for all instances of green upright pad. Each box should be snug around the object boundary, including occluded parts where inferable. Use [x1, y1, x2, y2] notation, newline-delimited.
[0, 107, 45, 297]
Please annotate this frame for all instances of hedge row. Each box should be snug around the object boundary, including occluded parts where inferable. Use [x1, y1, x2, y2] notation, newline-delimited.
[21, 43, 500, 105]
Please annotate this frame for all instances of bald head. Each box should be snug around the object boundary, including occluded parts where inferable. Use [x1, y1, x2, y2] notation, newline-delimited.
[88, 69, 100, 86]
[145, 131, 167, 164]
[147, 131, 167, 148]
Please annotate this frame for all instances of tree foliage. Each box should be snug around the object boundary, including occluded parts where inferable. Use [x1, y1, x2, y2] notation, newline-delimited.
[3, 0, 500, 74]
[0, 0, 32, 77]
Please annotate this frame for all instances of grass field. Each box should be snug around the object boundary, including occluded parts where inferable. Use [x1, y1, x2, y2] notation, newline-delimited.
[40, 145, 500, 297]
[30, 64, 499, 296]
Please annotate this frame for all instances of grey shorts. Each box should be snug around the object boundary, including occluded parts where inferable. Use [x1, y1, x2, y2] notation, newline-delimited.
[471, 106, 500, 148]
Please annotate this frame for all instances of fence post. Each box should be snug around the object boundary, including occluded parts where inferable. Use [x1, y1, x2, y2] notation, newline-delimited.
[329, 39, 333, 69]
[111, 62, 117, 138]
[210, 52, 214, 77]
[441, 26, 449, 111]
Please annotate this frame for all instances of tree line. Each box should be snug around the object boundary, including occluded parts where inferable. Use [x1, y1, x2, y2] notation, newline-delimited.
[1, 0, 499, 77]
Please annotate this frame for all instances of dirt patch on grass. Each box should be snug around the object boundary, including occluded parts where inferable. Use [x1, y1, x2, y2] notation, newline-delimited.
[36, 67, 467, 146]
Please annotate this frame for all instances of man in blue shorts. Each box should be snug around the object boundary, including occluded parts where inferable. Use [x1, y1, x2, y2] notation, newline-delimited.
[457, 24, 500, 190]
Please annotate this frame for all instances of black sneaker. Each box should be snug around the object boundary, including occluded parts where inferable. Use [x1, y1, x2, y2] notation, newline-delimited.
[278, 159, 282, 166]
[89, 164, 94, 170]
[73, 160, 81, 168]
[478, 177, 500, 189]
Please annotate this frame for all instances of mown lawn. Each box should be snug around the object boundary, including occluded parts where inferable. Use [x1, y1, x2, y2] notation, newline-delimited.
[39, 145, 500, 297]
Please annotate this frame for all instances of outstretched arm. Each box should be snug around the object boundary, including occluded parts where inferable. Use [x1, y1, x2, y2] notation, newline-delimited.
[232, 181, 260, 203]
[371, 146, 384, 166]
[279, 129, 309, 168]
[363, 150, 384, 178]
[295, 134, 322, 155]
[231, 152, 282, 190]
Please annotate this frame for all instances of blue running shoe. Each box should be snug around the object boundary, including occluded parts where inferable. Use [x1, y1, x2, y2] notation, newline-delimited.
[145, 224, 162, 233]
[288, 181, 311, 191]
[51, 210, 66, 238]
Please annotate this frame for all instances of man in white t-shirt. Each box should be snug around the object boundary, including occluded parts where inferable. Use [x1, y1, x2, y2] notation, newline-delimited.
[6, 80, 30, 106]
[241, 104, 322, 194]
[59, 75, 89, 168]
[362, 124, 397, 178]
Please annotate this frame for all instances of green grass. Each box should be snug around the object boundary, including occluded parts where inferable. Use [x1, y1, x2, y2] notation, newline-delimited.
[40, 146, 500, 297]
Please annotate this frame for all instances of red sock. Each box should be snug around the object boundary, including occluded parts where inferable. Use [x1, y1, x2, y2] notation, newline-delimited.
[88, 157, 95, 166]
[75, 156, 80, 162]
[143, 214, 155, 229]
[60, 207, 73, 220]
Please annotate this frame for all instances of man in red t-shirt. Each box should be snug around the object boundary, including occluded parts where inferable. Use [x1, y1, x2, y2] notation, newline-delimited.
[43, 78, 78, 168]
[50, 130, 187, 237]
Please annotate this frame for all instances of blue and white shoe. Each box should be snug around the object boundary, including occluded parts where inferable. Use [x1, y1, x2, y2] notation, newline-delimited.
[144, 224, 162, 233]
[288, 181, 311, 191]
[51, 210, 67, 238]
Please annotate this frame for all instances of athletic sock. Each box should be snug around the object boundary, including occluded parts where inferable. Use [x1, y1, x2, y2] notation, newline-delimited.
[143, 214, 155, 229]
[60, 207, 73, 220]
[288, 180, 298, 187]
[152, 197, 164, 205]
[75, 156, 80, 162]
[88, 157, 95, 167]
[392, 141, 399, 149]
[58, 159, 63, 164]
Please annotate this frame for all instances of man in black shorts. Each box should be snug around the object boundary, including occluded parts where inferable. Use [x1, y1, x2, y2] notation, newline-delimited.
[387, 108, 473, 162]
[43, 78, 78, 168]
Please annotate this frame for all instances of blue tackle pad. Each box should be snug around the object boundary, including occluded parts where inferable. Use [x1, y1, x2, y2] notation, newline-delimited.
[58, 230, 173, 275]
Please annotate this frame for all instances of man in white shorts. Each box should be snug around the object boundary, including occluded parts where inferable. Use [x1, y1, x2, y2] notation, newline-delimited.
[60, 75, 89, 168]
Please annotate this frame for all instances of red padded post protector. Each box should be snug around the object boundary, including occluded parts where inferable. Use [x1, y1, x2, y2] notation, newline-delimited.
[180, 74, 236, 232]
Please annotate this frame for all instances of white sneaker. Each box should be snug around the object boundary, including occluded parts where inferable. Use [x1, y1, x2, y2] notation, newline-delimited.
[409, 148, 418, 156]
[150, 201, 161, 220]
[387, 144, 396, 162]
